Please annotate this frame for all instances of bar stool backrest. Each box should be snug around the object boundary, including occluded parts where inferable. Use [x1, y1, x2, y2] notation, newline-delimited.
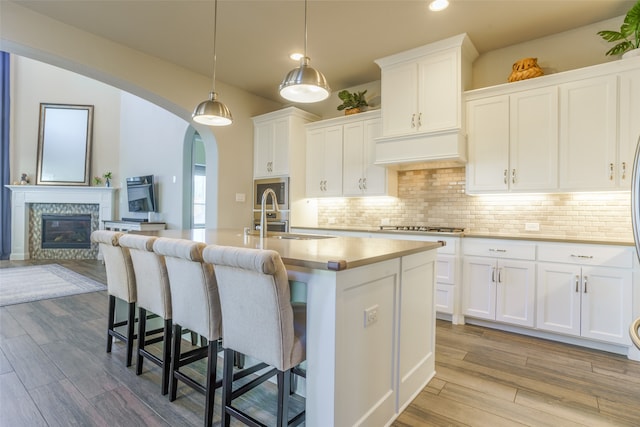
[91, 230, 136, 303]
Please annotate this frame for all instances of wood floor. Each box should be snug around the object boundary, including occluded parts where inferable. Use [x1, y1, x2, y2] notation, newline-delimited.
[1, 260, 640, 426]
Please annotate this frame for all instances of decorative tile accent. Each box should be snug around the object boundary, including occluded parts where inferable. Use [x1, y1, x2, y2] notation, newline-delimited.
[29, 204, 100, 259]
[317, 167, 633, 241]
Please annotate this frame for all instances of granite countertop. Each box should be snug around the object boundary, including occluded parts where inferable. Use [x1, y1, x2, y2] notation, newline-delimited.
[291, 226, 635, 246]
[134, 228, 443, 271]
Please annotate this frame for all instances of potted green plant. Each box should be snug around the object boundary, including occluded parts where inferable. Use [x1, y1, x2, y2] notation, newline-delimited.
[337, 90, 368, 115]
[103, 171, 113, 187]
[597, 0, 640, 58]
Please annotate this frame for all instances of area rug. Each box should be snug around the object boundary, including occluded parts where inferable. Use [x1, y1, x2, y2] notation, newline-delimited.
[0, 264, 106, 307]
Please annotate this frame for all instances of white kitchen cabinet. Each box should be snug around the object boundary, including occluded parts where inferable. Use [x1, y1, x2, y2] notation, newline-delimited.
[536, 243, 633, 345]
[618, 68, 640, 190]
[374, 34, 477, 166]
[559, 75, 618, 190]
[343, 116, 397, 196]
[306, 125, 343, 197]
[463, 239, 536, 327]
[466, 86, 558, 193]
[252, 107, 318, 179]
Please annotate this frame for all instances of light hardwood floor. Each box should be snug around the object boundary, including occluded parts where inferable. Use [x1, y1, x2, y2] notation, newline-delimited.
[1, 260, 639, 426]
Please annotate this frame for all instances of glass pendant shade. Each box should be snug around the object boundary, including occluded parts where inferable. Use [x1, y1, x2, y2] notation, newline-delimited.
[193, 91, 233, 126]
[279, 56, 330, 103]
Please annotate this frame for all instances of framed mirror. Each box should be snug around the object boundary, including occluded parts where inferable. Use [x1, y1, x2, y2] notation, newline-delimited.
[36, 103, 94, 186]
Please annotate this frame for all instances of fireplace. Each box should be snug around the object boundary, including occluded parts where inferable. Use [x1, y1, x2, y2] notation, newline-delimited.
[42, 214, 92, 249]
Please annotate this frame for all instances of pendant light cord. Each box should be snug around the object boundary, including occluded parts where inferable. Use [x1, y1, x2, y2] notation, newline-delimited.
[303, 0, 308, 58]
[211, 0, 218, 93]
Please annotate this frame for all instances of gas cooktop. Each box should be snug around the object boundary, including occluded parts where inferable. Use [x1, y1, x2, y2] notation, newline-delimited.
[379, 225, 465, 234]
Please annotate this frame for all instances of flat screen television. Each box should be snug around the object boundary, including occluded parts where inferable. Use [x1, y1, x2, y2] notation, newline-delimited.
[126, 175, 157, 213]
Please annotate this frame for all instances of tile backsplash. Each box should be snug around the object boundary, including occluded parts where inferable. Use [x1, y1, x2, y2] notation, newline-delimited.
[317, 167, 633, 241]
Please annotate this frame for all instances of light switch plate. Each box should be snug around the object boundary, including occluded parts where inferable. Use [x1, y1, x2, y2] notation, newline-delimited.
[525, 222, 540, 231]
[235, 193, 245, 202]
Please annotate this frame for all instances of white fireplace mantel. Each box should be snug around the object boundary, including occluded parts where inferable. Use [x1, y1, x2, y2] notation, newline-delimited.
[6, 185, 117, 260]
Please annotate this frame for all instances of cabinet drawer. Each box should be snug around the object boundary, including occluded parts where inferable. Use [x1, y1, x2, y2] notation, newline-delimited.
[463, 239, 535, 260]
[537, 243, 633, 268]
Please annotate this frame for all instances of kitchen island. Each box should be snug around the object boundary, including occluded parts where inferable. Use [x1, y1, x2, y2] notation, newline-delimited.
[137, 229, 443, 427]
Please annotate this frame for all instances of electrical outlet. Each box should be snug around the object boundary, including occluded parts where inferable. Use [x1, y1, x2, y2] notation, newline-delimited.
[235, 193, 246, 202]
[364, 305, 379, 327]
[525, 222, 540, 231]
[328, 217, 336, 224]
[381, 218, 390, 226]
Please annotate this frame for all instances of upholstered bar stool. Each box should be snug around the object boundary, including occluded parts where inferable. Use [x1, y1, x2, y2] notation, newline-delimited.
[151, 237, 222, 427]
[90, 230, 137, 367]
[202, 245, 307, 427]
[118, 234, 173, 395]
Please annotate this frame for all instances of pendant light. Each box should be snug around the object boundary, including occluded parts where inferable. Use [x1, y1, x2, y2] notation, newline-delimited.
[192, 0, 233, 126]
[279, 0, 330, 103]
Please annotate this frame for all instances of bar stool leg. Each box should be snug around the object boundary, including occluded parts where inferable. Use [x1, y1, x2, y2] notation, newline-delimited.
[277, 370, 291, 427]
[126, 302, 136, 367]
[161, 319, 172, 395]
[169, 324, 182, 401]
[221, 348, 234, 427]
[136, 307, 147, 375]
[204, 340, 218, 427]
[106, 295, 116, 353]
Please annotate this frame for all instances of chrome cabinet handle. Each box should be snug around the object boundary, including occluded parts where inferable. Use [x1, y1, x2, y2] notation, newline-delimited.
[417, 112, 422, 128]
[503, 169, 508, 184]
[622, 162, 627, 180]
[609, 163, 614, 180]
[363, 177, 367, 190]
[498, 268, 502, 283]
[489, 248, 507, 253]
[570, 254, 594, 259]
[512, 169, 516, 184]
[411, 114, 416, 128]
[491, 267, 496, 283]
[575, 275, 580, 292]
[358, 178, 363, 190]
[584, 275, 588, 293]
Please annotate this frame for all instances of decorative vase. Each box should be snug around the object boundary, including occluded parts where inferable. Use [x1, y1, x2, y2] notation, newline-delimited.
[622, 48, 640, 59]
[105, 179, 111, 187]
[345, 107, 361, 116]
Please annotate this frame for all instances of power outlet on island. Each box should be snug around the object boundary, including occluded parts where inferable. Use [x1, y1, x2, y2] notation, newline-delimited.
[364, 305, 379, 328]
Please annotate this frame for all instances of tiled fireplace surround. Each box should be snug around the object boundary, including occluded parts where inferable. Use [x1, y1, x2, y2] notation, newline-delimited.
[7, 186, 117, 260]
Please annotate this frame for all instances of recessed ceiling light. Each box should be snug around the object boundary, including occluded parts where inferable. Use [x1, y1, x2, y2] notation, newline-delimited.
[429, 0, 449, 12]
[290, 52, 304, 61]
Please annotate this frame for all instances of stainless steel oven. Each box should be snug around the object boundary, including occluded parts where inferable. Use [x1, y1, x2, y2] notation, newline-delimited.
[254, 177, 289, 211]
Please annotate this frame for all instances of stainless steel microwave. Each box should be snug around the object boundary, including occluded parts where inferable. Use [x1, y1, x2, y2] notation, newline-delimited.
[254, 177, 289, 211]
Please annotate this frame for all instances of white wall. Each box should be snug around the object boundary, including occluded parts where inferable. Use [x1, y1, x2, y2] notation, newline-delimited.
[10, 56, 120, 185]
[118, 92, 190, 228]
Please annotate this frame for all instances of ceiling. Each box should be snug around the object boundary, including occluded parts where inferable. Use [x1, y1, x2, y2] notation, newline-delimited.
[8, 0, 636, 103]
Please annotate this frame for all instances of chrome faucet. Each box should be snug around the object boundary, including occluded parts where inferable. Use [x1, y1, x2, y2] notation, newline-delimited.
[260, 188, 279, 238]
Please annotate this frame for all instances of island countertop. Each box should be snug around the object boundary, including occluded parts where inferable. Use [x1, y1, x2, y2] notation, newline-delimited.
[133, 228, 443, 271]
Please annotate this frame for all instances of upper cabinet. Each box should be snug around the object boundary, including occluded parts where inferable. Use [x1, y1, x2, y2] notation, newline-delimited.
[374, 34, 478, 167]
[306, 110, 397, 198]
[252, 107, 318, 179]
[466, 86, 558, 193]
[465, 56, 640, 194]
[558, 75, 618, 191]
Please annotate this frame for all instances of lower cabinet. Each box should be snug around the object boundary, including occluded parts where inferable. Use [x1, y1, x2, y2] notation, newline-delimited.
[463, 257, 535, 327]
[536, 263, 632, 345]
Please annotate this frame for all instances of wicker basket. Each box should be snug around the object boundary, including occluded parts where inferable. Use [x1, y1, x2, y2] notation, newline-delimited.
[508, 57, 544, 82]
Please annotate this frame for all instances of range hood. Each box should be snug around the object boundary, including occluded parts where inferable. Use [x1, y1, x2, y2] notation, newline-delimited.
[374, 129, 467, 169]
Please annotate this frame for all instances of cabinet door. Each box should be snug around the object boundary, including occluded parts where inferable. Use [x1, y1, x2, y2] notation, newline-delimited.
[362, 118, 387, 195]
[466, 96, 510, 192]
[436, 284, 454, 315]
[380, 62, 419, 136]
[536, 263, 581, 336]
[323, 126, 344, 197]
[306, 129, 326, 197]
[270, 118, 290, 176]
[559, 75, 617, 190]
[618, 69, 640, 189]
[495, 260, 535, 327]
[510, 87, 558, 191]
[306, 126, 343, 197]
[580, 266, 632, 345]
[462, 256, 496, 320]
[418, 50, 459, 132]
[253, 121, 274, 178]
[342, 121, 365, 196]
